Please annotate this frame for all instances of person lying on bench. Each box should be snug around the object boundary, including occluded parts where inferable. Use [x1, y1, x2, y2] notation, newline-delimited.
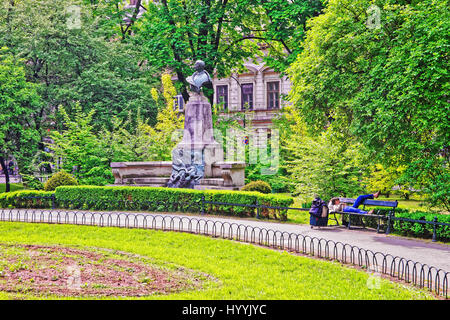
[329, 191, 381, 214]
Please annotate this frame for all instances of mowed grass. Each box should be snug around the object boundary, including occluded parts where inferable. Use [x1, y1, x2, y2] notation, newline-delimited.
[0, 222, 434, 300]
[0, 183, 24, 193]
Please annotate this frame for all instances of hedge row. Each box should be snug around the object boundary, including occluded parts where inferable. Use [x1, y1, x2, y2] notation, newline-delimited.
[0, 186, 293, 220]
[0, 190, 55, 209]
[341, 207, 450, 242]
[53, 186, 293, 220]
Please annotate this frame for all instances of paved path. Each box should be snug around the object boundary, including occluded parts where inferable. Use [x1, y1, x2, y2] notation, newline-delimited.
[2, 208, 449, 273]
[174, 212, 450, 272]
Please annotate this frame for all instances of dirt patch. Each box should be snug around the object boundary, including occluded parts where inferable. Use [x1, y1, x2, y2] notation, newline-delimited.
[0, 243, 210, 298]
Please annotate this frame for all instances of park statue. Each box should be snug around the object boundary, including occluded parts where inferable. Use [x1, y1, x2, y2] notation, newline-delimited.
[167, 148, 204, 189]
[111, 59, 245, 190]
[186, 60, 212, 94]
[166, 60, 216, 189]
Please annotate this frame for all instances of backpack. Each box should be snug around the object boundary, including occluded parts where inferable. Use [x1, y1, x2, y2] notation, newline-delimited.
[309, 197, 328, 218]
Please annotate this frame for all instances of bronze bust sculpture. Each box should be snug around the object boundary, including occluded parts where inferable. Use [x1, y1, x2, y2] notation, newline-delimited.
[186, 60, 212, 94]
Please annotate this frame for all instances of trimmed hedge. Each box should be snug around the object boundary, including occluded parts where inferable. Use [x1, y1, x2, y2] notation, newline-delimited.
[0, 190, 55, 209]
[393, 211, 450, 242]
[54, 186, 294, 220]
[340, 207, 450, 242]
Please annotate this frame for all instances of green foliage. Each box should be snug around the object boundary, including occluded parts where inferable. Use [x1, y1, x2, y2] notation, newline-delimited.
[0, 190, 55, 208]
[278, 107, 367, 202]
[288, 0, 450, 211]
[54, 186, 293, 220]
[0, 47, 41, 174]
[21, 174, 44, 191]
[44, 171, 78, 192]
[138, 0, 323, 102]
[0, 0, 159, 132]
[257, 0, 323, 72]
[245, 163, 294, 194]
[46, 105, 114, 186]
[393, 211, 450, 242]
[241, 180, 272, 194]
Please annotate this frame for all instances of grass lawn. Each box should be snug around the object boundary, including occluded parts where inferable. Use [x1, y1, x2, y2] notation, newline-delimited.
[0, 221, 434, 300]
[0, 183, 24, 193]
[286, 197, 310, 225]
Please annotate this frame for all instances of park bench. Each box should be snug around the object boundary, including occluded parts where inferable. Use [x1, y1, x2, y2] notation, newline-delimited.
[329, 198, 398, 233]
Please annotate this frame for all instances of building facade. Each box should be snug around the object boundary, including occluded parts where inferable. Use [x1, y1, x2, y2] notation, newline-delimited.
[212, 61, 291, 130]
[174, 61, 291, 132]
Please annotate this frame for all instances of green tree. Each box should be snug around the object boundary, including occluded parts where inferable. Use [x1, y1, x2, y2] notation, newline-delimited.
[0, 0, 159, 132]
[288, 0, 449, 210]
[280, 107, 367, 202]
[47, 104, 114, 186]
[0, 47, 41, 192]
[137, 0, 322, 103]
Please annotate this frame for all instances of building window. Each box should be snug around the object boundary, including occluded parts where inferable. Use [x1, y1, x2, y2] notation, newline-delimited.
[241, 83, 254, 110]
[173, 94, 184, 111]
[267, 81, 280, 109]
[216, 85, 228, 110]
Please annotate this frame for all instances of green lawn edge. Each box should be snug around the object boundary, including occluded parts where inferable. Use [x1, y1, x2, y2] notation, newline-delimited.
[0, 221, 434, 300]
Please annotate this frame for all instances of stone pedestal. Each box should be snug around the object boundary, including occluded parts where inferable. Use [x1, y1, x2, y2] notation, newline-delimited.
[174, 93, 224, 177]
[111, 93, 245, 190]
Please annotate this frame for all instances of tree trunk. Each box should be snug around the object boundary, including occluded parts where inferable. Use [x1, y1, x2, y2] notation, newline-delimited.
[0, 156, 10, 193]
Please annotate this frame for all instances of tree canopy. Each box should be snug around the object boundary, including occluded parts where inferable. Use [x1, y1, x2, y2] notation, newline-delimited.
[137, 0, 322, 102]
[288, 0, 449, 210]
[0, 47, 41, 190]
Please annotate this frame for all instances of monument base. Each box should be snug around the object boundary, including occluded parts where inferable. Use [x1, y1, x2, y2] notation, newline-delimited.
[110, 161, 245, 190]
[110, 88, 246, 191]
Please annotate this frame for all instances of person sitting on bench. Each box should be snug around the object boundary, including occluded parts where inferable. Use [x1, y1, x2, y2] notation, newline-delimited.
[329, 191, 381, 215]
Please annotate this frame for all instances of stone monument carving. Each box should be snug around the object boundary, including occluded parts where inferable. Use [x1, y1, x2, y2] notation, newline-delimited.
[110, 60, 245, 190]
[167, 60, 221, 189]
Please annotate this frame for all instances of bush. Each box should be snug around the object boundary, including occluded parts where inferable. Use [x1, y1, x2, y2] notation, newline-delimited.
[54, 186, 293, 220]
[241, 180, 272, 194]
[44, 170, 78, 191]
[21, 174, 44, 190]
[393, 211, 450, 242]
[0, 190, 55, 208]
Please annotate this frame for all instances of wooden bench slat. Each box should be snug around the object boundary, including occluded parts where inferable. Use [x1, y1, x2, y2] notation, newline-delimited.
[363, 200, 398, 207]
[338, 198, 398, 207]
[328, 197, 397, 233]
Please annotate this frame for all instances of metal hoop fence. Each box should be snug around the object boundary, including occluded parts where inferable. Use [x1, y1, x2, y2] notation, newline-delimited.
[0, 205, 448, 299]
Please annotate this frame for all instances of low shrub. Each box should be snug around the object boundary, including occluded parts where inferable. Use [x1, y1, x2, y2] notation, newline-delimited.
[0, 190, 55, 208]
[241, 180, 272, 194]
[393, 211, 450, 242]
[44, 170, 78, 191]
[54, 186, 293, 220]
